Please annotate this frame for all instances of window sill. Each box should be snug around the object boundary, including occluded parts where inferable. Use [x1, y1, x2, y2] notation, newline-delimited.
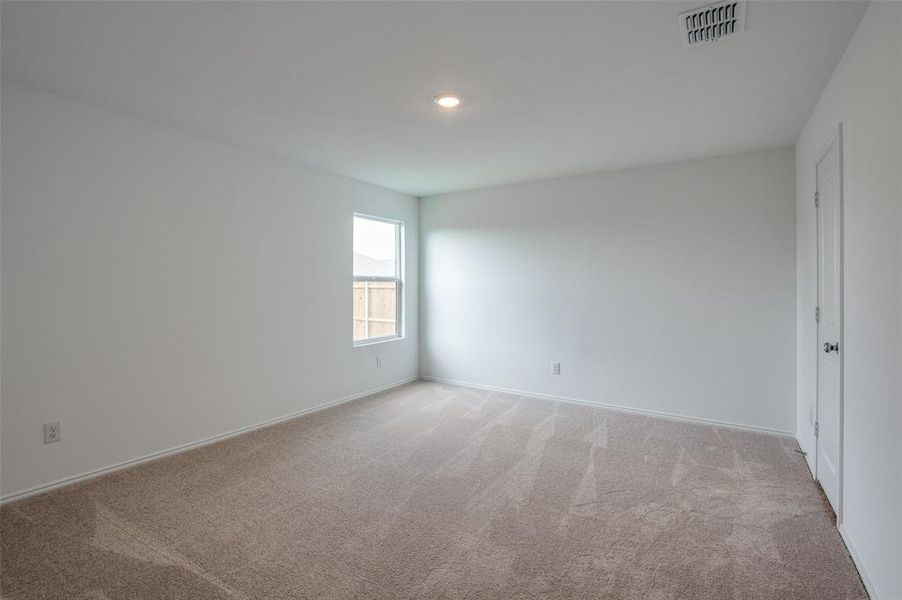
[353, 335, 404, 348]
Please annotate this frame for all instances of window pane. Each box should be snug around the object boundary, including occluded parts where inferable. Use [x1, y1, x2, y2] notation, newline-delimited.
[353, 281, 397, 341]
[353, 281, 367, 341]
[353, 216, 397, 277]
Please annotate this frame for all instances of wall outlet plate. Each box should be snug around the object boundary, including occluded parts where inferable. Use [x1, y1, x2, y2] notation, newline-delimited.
[551, 361, 561, 375]
[44, 421, 61, 444]
[376, 356, 383, 368]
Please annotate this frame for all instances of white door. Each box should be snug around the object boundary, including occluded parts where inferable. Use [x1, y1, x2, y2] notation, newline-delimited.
[816, 130, 842, 516]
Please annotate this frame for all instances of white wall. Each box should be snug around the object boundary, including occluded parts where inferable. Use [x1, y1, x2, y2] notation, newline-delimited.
[795, 3, 902, 598]
[420, 148, 796, 434]
[0, 84, 419, 499]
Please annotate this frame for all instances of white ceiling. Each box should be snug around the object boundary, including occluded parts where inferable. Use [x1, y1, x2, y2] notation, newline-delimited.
[1, 1, 866, 197]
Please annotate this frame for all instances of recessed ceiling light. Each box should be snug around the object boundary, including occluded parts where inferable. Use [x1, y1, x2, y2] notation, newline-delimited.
[433, 93, 462, 109]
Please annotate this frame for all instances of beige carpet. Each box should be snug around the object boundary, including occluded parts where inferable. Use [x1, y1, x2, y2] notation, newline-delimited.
[1, 381, 866, 599]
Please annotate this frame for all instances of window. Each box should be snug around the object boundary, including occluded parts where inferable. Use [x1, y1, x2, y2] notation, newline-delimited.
[353, 215, 402, 344]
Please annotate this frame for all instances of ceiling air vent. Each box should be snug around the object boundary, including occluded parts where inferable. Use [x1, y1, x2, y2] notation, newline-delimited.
[679, 0, 746, 46]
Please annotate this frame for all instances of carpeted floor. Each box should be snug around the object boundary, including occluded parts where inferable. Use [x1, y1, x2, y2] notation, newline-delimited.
[1, 381, 866, 599]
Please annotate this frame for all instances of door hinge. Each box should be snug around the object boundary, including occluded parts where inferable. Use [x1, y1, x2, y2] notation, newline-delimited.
[815, 306, 820, 322]
[814, 191, 819, 208]
[814, 421, 819, 437]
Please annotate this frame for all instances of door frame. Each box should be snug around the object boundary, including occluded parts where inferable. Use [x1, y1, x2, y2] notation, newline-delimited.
[814, 122, 844, 523]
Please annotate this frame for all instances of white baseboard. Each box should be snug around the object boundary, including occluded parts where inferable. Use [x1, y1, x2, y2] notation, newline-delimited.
[0, 376, 419, 505]
[420, 375, 795, 437]
[795, 433, 817, 477]
[838, 524, 879, 600]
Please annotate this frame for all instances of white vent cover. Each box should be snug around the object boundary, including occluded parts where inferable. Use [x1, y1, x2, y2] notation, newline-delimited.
[679, 0, 746, 46]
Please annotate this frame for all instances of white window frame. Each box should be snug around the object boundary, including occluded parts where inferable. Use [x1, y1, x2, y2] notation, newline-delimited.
[353, 213, 403, 346]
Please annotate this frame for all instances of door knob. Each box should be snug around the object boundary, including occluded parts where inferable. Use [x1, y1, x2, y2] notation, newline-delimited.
[823, 342, 840, 354]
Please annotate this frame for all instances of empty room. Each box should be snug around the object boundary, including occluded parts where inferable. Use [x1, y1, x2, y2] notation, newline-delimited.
[1, 1, 900, 599]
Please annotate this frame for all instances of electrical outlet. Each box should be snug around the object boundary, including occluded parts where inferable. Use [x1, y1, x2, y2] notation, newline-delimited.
[44, 421, 61, 444]
[551, 361, 561, 375]
[376, 356, 383, 368]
